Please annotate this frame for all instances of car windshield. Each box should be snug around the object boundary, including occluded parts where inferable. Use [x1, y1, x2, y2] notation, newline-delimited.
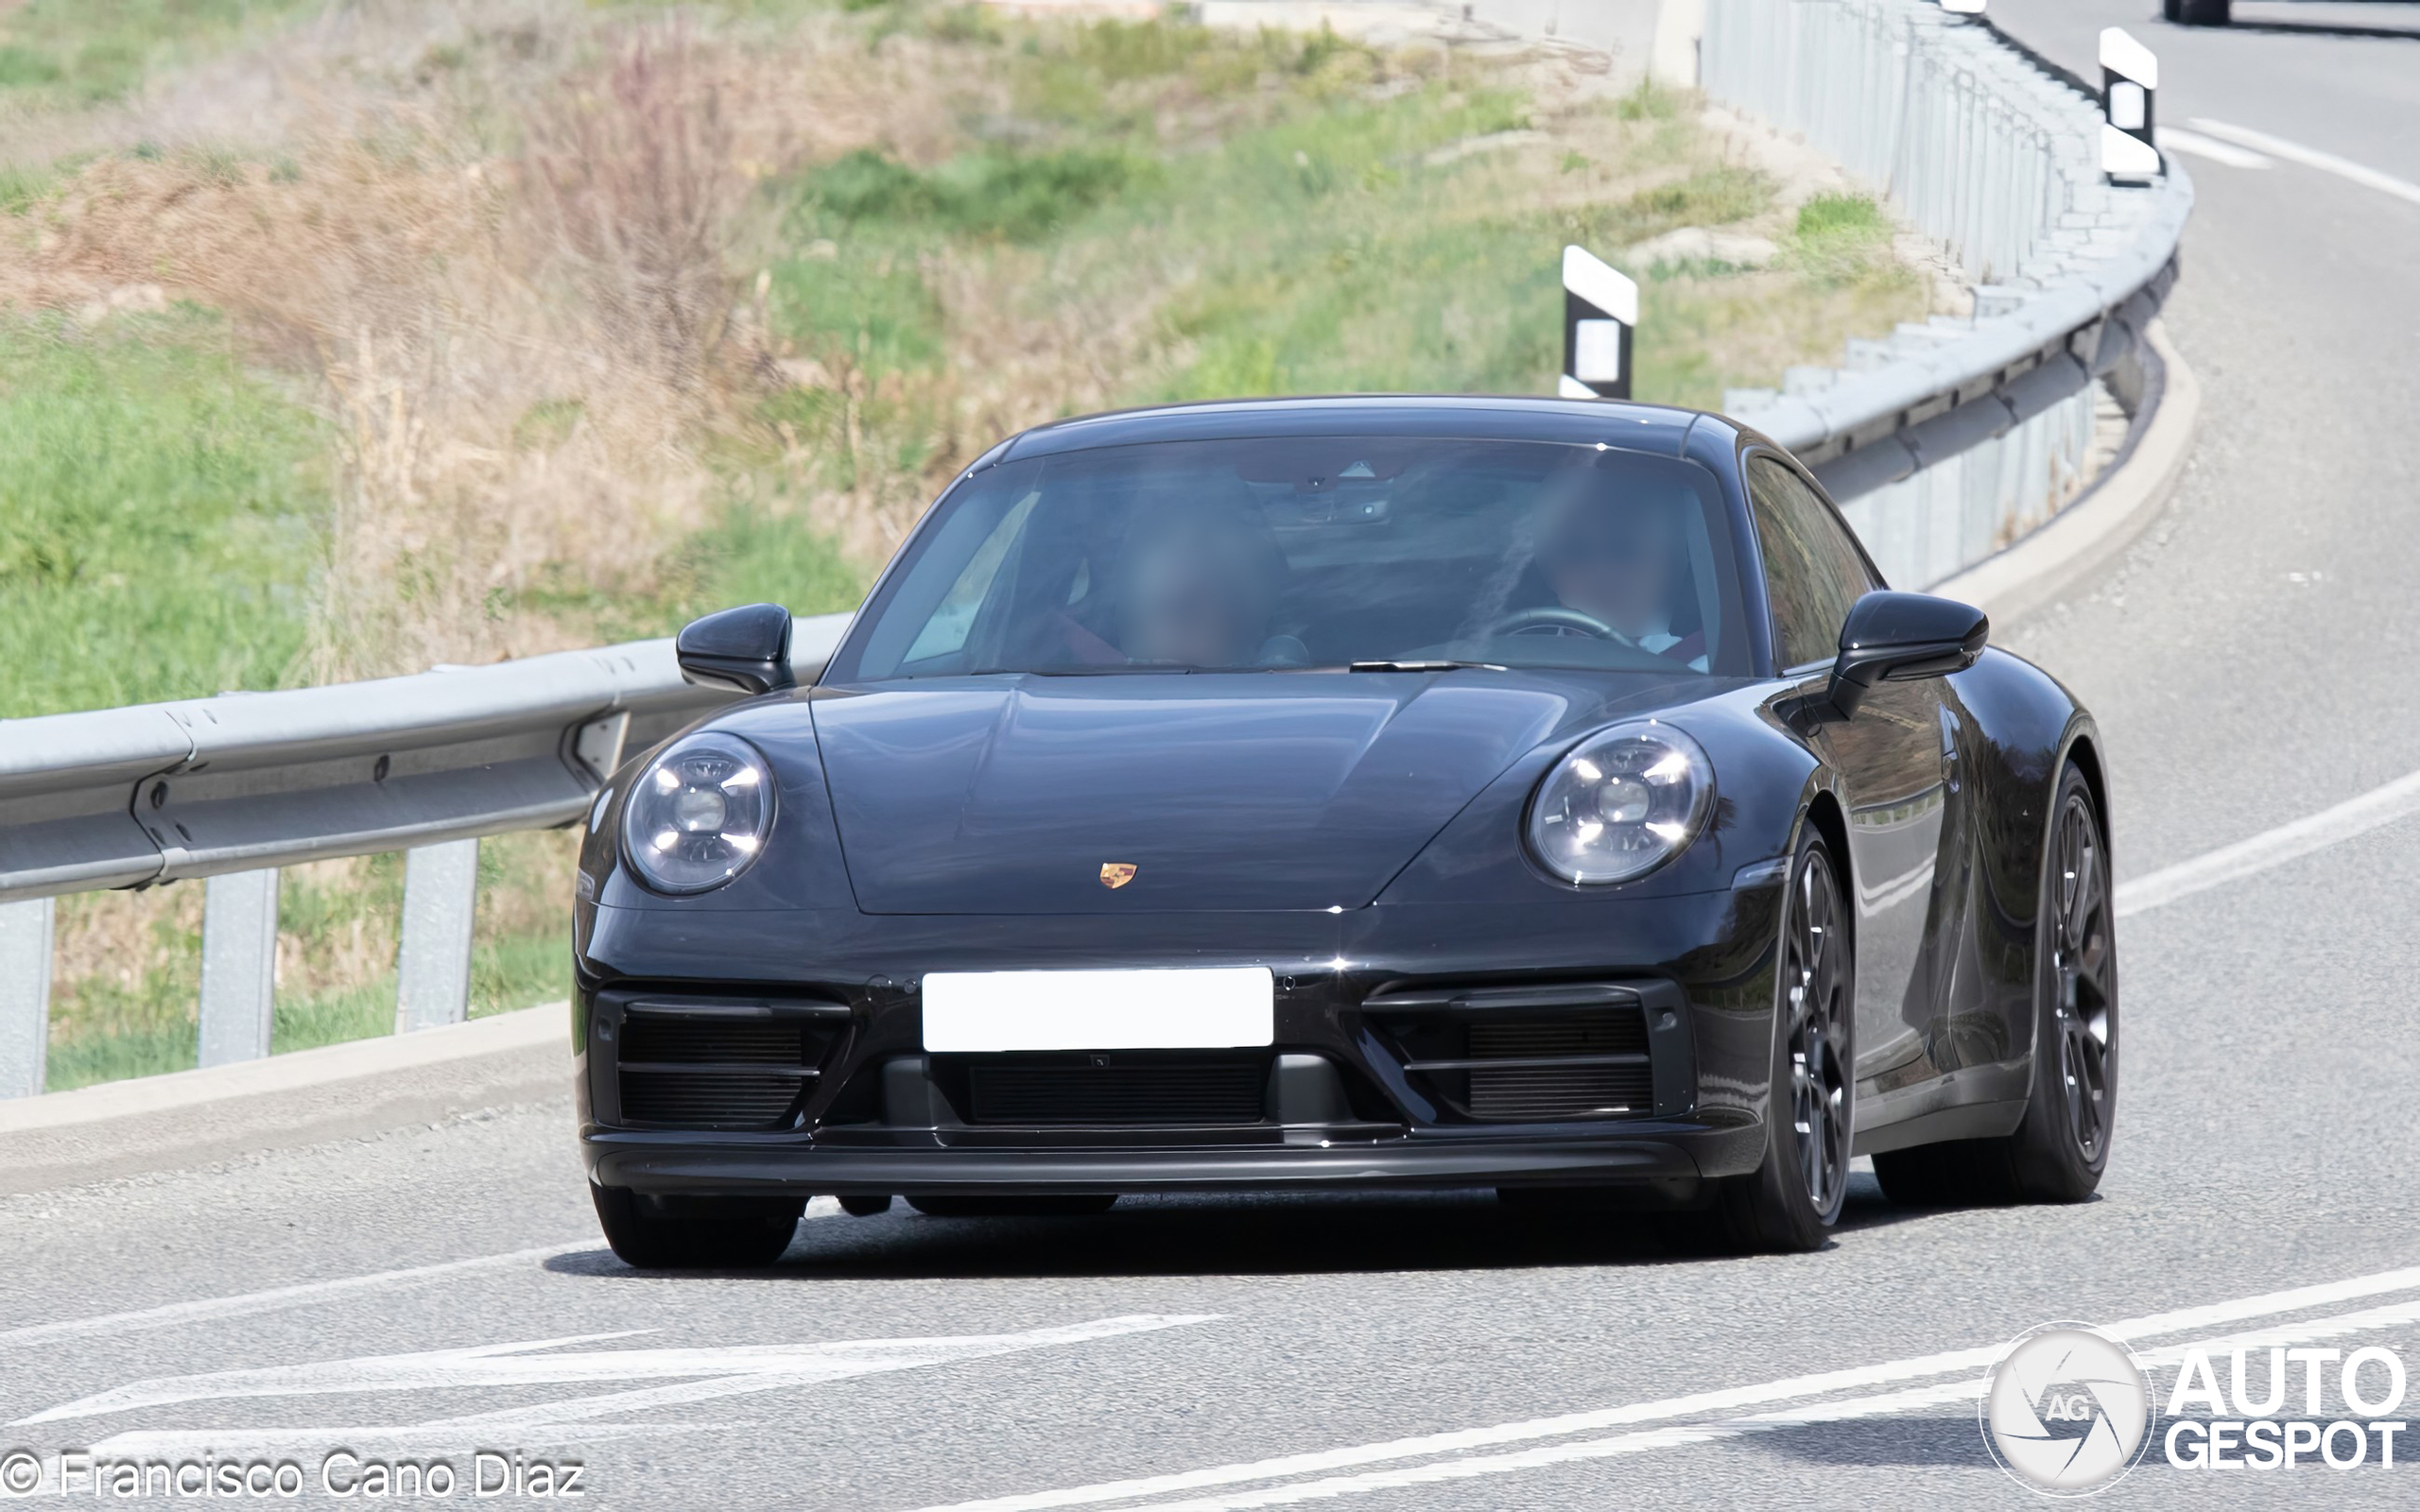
[831, 435, 1753, 681]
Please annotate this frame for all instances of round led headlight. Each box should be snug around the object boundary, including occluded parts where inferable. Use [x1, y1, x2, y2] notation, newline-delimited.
[621, 733, 775, 894]
[1527, 721, 1713, 885]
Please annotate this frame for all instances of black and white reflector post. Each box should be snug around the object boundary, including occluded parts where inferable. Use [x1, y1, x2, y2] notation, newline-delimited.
[2100, 27, 2161, 184]
[1560, 245, 1638, 401]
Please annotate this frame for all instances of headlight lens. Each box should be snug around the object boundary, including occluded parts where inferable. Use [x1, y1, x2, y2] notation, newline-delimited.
[1527, 721, 1713, 885]
[621, 733, 776, 894]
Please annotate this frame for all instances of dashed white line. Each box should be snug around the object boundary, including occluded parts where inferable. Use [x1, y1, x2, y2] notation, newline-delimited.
[2115, 766, 2420, 918]
[2154, 126, 2273, 170]
[2187, 118, 2420, 209]
[909, 1264, 2420, 1512]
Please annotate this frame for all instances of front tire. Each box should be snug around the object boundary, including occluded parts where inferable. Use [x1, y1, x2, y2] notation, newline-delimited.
[1874, 762, 2117, 1206]
[1702, 833, 1854, 1253]
[591, 1184, 801, 1269]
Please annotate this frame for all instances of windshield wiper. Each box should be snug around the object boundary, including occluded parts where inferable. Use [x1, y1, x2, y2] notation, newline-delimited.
[1339, 660, 1505, 674]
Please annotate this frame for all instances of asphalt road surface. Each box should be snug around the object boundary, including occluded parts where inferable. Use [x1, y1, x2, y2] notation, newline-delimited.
[7, 8, 2420, 1507]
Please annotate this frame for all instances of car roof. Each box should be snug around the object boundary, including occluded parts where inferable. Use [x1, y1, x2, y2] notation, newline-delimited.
[994, 395, 1718, 465]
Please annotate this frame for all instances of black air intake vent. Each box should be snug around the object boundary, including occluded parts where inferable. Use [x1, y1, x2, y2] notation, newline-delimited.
[962, 1059, 1267, 1126]
[621, 1018, 814, 1067]
[620, 1071, 807, 1128]
[1362, 983, 1659, 1123]
[1466, 1012, 1654, 1119]
[614, 1003, 846, 1130]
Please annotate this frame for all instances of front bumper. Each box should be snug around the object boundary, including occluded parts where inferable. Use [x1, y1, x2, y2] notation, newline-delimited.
[574, 891, 1786, 1195]
[588, 1125, 1748, 1198]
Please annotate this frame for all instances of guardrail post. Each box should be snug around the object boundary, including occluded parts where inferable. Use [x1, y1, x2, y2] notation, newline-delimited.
[0, 898, 55, 1098]
[1559, 246, 1639, 401]
[396, 839, 479, 1033]
[2099, 28, 2160, 184]
[198, 869, 280, 1066]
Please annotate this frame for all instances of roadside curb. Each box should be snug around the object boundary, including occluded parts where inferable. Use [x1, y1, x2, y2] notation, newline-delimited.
[0, 1001, 567, 1136]
[1932, 319, 2202, 627]
[0, 1003, 570, 1194]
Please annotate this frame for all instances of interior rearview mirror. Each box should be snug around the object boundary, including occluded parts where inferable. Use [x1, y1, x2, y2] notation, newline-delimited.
[676, 603, 797, 696]
[1824, 591, 1988, 721]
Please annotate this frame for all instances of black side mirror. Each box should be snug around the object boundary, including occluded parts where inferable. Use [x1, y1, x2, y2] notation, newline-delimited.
[1823, 591, 1988, 721]
[676, 603, 796, 696]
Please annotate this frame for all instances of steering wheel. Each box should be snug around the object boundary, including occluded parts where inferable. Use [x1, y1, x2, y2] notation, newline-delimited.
[1487, 606, 1640, 648]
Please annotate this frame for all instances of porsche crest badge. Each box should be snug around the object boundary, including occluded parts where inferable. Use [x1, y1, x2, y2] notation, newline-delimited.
[1098, 862, 1138, 889]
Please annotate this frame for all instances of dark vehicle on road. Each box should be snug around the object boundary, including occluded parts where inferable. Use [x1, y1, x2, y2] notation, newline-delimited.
[573, 397, 2118, 1263]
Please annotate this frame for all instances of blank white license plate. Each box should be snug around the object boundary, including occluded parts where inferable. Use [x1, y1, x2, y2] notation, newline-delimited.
[921, 967, 1274, 1054]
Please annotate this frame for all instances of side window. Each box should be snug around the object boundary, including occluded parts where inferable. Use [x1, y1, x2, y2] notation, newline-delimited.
[1746, 456, 1877, 671]
[899, 492, 1037, 667]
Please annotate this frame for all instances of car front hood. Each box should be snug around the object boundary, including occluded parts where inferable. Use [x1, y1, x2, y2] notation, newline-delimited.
[809, 674, 1579, 913]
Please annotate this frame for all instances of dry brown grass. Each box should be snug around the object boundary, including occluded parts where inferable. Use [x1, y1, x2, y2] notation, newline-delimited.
[2, 5, 995, 679]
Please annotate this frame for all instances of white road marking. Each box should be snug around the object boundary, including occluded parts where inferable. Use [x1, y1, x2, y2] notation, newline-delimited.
[2114, 767, 2420, 918]
[2153, 126, 2273, 170]
[32, 1314, 1219, 1457]
[0, 1242, 592, 1350]
[0, 1196, 844, 1350]
[910, 1264, 2420, 1512]
[1111, 1297, 2420, 1512]
[2187, 118, 2420, 209]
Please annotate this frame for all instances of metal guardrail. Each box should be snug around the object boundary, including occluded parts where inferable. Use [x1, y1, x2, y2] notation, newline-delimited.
[0, 616, 851, 1096]
[1703, 0, 2193, 589]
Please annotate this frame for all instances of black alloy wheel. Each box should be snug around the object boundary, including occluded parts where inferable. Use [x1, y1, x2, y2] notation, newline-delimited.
[2008, 767, 2118, 1198]
[2049, 787, 2115, 1161]
[1786, 845, 1855, 1220]
[1873, 762, 2118, 1207]
[1699, 833, 1854, 1253]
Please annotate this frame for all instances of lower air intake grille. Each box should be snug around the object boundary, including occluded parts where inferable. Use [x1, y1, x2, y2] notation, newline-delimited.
[615, 1011, 836, 1130]
[965, 1062, 1266, 1125]
[620, 1071, 806, 1128]
[1467, 1011, 1653, 1119]
[1467, 1011, 1649, 1059]
[1467, 1063, 1654, 1119]
[1365, 987, 1660, 1124]
[621, 1019, 814, 1066]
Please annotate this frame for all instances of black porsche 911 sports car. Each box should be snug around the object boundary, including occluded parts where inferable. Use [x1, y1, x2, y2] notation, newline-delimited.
[572, 395, 2118, 1263]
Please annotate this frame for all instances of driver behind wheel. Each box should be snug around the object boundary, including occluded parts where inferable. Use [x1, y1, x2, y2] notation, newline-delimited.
[1536, 482, 1708, 671]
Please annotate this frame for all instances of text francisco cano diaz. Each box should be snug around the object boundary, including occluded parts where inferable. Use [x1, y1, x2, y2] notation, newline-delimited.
[1, 1448, 585, 1499]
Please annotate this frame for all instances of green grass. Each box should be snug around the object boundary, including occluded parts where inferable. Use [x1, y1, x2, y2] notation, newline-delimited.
[0, 312, 326, 718]
[1150, 163, 1776, 404]
[761, 69, 1779, 419]
[0, 0, 320, 109]
[1789, 190, 1900, 284]
[41, 902, 203, 1090]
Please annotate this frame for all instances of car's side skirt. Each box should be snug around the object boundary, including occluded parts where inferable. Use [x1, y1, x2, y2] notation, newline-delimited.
[1852, 1094, 2028, 1157]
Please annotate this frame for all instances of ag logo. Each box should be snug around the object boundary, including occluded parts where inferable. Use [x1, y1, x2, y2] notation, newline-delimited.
[1098, 862, 1137, 889]
[1979, 1323, 2154, 1495]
